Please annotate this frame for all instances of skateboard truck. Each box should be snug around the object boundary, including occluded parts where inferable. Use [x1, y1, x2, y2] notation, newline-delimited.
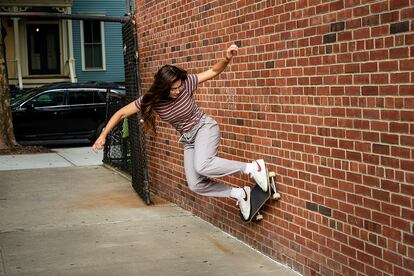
[269, 172, 281, 200]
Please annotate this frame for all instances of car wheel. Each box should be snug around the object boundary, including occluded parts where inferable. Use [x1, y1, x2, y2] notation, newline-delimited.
[92, 122, 105, 141]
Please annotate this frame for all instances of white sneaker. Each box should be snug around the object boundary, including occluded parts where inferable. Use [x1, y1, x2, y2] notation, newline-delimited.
[250, 159, 268, 192]
[236, 186, 251, 220]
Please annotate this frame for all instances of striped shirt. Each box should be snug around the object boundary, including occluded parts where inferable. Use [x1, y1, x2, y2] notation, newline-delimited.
[134, 74, 205, 134]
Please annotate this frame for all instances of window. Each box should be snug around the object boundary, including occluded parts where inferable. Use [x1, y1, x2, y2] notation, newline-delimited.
[67, 90, 95, 105]
[29, 91, 65, 107]
[80, 20, 106, 70]
[95, 91, 106, 103]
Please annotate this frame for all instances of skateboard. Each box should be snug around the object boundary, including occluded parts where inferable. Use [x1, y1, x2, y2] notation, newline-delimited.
[240, 171, 281, 223]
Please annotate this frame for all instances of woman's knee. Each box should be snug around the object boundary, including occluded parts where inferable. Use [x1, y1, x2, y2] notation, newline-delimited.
[187, 179, 204, 194]
[194, 158, 212, 175]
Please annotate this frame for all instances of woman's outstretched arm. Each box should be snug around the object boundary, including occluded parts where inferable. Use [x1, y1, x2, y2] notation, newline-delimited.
[92, 101, 139, 152]
[197, 44, 238, 84]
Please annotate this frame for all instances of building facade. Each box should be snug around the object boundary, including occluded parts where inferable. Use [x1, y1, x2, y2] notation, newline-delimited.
[135, 1, 414, 275]
[0, 0, 126, 89]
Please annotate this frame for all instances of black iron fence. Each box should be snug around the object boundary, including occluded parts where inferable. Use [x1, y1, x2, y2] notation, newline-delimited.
[102, 92, 131, 173]
[103, 19, 150, 204]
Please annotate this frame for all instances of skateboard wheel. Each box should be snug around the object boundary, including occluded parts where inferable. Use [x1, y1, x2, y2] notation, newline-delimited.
[272, 193, 281, 200]
[268, 171, 276, 177]
[256, 214, 263, 221]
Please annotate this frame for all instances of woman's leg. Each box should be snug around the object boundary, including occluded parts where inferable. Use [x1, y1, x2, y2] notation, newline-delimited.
[192, 117, 269, 192]
[193, 119, 247, 178]
[183, 119, 252, 219]
[183, 142, 251, 219]
[183, 143, 232, 197]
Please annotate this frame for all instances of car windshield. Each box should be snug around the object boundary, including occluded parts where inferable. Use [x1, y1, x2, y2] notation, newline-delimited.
[11, 88, 42, 107]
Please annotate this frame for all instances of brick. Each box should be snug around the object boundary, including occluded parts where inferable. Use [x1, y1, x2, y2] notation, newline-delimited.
[391, 72, 410, 83]
[362, 15, 380, 26]
[391, 216, 411, 231]
[401, 111, 414, 121]
[403, 233, 414, 246]
[361, 62, 377, 72]
[400, 59, 414, 70]
[370, 49, 388, 60]
[354, 27, 370, 39]
[401, 7, 414, 19]
[372, 25, 390, 37]
[305, 201, 318, 212]
[362, 86, 378, 95]
[390, 121, 407, 134]
[353, 5, 369, 17]
[403, 257, 414, 272]
[383, 226, 402, 240]
[366, 243, 383, 258]
[390, 47, 409, 58]
[371, 73, 389, 84]
[372, 144, 389, 154]
[401, 136, 414, 147]
[384, 250, 403, 266]
[323, 33, 336, 44]
[390, 21, 410, 34]
[401, 160, 414, 171]
[364, 220, 382, 234]
[330, 22, 345, 32]
[400, 85, 414, 95]
[390, 0, 410, 10]
[371, 1, 388, 13]
[380, 133, 399, 144]
[379, 61, 397, 71]
[381, 11, 400, 24]
[318, 205, 332, 217]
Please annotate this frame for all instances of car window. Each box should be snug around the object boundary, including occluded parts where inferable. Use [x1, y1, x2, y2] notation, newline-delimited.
[68, 90, 94, 105]
[29, 91, 65, 107]
[94, 91, 106, 103]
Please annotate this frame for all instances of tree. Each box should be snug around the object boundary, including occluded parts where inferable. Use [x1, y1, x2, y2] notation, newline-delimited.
[0, 23, 17, 149]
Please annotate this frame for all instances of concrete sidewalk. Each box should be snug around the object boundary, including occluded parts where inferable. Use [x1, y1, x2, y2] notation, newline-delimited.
[0, 147, 103, 170]
[0, 148, 298, 276]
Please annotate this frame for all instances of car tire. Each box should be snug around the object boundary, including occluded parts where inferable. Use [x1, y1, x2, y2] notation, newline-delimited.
[93, 122, 105, 141]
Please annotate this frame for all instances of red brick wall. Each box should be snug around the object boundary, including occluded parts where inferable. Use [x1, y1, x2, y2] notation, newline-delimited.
[135, 1, 414, 275]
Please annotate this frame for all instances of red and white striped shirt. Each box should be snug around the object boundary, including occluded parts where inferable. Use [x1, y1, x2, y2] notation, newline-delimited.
[134, 74, 205, 134]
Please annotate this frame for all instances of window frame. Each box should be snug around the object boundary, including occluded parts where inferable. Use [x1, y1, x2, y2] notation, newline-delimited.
[80, 19, 106, 71]
[24, 89, 66, 108]
[66, 88, 107, 106]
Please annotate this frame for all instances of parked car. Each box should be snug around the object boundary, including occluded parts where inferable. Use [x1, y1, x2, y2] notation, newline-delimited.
[11, 82, 125, 143]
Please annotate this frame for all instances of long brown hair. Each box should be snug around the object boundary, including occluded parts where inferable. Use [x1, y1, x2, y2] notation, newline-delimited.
[140, 65, 187, 132]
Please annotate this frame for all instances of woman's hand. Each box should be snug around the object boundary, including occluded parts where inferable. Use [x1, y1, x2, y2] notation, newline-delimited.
[225, 44, 239, 61]
[92, 134, 106, 152]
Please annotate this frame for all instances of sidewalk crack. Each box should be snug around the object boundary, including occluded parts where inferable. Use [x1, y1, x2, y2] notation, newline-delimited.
[55, 152, 77, 167]
[0, 246, 7, 275]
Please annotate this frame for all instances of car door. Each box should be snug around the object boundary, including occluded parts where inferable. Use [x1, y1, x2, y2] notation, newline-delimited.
[12, 89, 66, 140]
[64, 88, 105, 138]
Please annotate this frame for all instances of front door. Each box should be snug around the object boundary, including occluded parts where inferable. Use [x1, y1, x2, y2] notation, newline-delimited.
[27, 24, 60, 75]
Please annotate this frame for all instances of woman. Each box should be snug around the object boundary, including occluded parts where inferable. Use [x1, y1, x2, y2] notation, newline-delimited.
[92, 44, 268, 220]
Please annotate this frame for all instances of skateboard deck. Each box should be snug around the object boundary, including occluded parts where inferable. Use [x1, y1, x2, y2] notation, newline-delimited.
[240, 171, 280, 223]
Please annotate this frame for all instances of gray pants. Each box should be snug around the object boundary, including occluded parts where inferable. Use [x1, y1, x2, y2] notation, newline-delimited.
[180, 115, 247, 197]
